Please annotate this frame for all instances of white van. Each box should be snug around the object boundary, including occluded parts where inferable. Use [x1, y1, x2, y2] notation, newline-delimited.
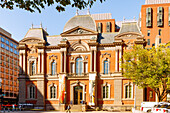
[141, 102, 159, 112]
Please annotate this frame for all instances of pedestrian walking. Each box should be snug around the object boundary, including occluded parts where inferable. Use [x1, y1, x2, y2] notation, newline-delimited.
[66, 103, 71, 113]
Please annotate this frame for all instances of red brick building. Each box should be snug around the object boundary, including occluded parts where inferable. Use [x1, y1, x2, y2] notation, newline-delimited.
[18, 13, 146, 111]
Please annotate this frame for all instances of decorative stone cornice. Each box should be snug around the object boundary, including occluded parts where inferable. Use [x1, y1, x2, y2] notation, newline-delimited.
[46, 46, 60, 49]
[88, 42, 98, 46]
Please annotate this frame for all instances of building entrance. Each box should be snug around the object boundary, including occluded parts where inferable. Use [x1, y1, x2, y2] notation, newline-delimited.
[74, 85, 83, 104]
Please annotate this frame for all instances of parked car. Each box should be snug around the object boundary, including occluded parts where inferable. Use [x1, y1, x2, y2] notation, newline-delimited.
[152, 103, 170, 113]
[141, 102, 159, 112]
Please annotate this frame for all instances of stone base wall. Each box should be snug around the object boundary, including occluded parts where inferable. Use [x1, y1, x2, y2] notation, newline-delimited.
[98, 104, 141, 111]
[46, 104, 59, 110]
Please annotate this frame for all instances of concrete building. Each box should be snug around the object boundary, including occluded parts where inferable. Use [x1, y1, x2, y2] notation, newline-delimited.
[0, 27, 19, 104]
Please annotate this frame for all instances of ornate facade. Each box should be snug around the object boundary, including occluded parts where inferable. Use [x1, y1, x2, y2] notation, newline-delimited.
[18, 14, 146, 111]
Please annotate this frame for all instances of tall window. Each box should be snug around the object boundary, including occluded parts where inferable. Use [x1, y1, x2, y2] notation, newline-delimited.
[147, 30, 150, 36]
[159, 38, 161, 44]
[125, 84, 132, 98]
[29, 86, 35, 99]
[84, 62, 88, 73]
[31, 62, 35, 75]
[103, 84, 110, 99]
[97, 23, 102, 33]
[51, 62, 55, 75]
[146, 7, 152, 27]
[157, 7, 164, 27]
[50, 86, 56, 99]
[159, 29, 162, 36]
[106, 22, 111, 32]
[76, 58, 83, 75]
[147, 39, 150, 45]
[104, 60, 109, 74]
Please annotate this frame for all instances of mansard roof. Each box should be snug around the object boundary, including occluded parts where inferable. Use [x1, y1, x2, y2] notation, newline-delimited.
[63, 15, 96, 32]
[119, 22, 140, 34]
[23, 28, 48, 41]
[46, 35, 62, 46]
[98, 33, 118, 44]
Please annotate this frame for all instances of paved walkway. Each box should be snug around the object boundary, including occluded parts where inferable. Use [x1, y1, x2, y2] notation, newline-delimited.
[0, 111, 132, 113]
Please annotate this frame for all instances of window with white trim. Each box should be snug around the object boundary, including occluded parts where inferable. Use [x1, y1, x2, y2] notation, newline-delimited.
[29, 85, 35, 99]
[50, 86, 56, 99]
[125, 84, 132, 98]
[102, 84, 110, 99]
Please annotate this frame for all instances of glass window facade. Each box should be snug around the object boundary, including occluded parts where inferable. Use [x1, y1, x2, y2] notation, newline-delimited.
[10, 42, 13, 47]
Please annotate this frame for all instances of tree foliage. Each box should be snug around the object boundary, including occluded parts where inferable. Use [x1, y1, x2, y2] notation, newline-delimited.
[122, 44, 170, 102]
[0, 0, 106, 13]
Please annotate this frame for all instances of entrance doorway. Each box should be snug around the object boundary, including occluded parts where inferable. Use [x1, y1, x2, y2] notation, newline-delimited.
[74, 85, 83, 104]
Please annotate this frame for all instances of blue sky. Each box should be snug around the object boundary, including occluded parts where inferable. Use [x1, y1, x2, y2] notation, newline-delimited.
[0, 0, 145, 41]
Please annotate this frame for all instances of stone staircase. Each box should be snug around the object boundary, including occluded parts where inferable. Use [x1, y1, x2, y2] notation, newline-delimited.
[70, 105, 87, 112]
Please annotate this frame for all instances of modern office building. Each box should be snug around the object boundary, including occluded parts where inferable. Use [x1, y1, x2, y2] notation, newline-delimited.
[0, 27, 19, 104]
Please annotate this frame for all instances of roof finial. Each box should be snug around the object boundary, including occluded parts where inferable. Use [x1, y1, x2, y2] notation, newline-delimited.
[31, 23, 33, 28]
[40, 22, 42, 28]
[76, 9, 79, 16]
[133, 16, 136, 20]
[123, 17, 125, 22]
[87, 8, 90, 15]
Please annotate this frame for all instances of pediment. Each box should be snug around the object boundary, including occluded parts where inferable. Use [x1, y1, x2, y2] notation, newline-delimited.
[61, 26, 98, 36]
[115, 32, 144, 40]
[19, 37, 44, 43]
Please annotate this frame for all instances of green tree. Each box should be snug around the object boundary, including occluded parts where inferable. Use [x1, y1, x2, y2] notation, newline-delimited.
[122, 44, 170, 102]
[0, 0, 106, 13]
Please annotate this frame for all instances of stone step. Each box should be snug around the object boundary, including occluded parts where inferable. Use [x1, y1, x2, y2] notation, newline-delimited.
[69, 105, 86, 112]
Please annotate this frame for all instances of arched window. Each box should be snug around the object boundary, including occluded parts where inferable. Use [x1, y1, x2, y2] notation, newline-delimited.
[104, 60, 109, 74]
[76, 58, 83, 75]
[29, 85, 35, 99]
[50, 86, 56, 99]
[31, 62, 35, 75]
[125, 85, 132, 98]
[51, 62, 55, 75]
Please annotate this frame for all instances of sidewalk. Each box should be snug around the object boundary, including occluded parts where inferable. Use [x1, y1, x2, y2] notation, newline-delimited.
[1, 111, 133, 113]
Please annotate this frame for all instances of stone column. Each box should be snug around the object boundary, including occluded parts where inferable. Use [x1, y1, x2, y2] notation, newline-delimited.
[90, 51, 93, 72]
[94, 50, 96, 72]
[19, 53, 23, 74]
[115, 50, 118, 72]
[41, 53, 44, 74]
[64, 51, 66, 73]
[19, 79, 26, 103]
[60, 52, 63, 73]
[114, 79, 122, 105]
[37, 80, 45, 107]
[119, 49, 122, 72]
[136, 86, 143, 105]
[38, 53, 41, 74]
